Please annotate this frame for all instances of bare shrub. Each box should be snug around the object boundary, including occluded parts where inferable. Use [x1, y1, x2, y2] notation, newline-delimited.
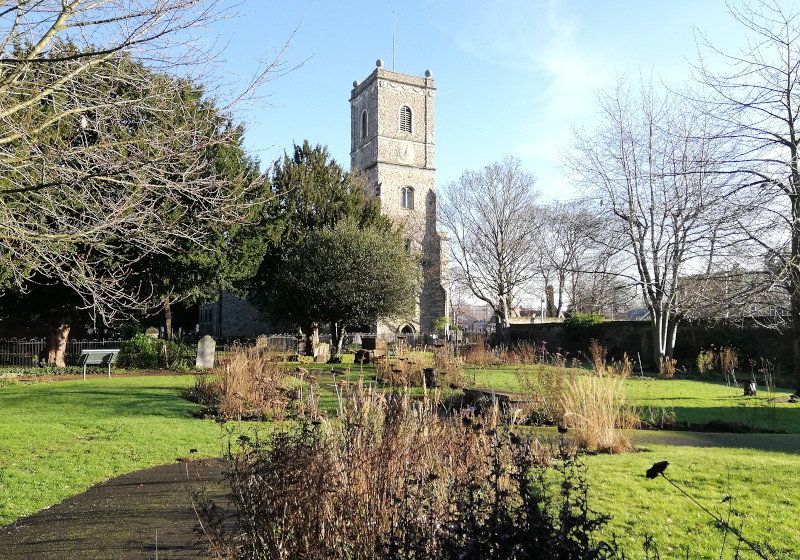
[433, 345, 467, 389]
[188, 374, 222, 410]
[214, 383, 622, 560]
[589, 339, 608, 375]
[376, 350, 428, 386]
[659, 356, 677, 379]
[378, 347, 466, 389]
[695, 346, 739, 382]
[609, 352, 632, 378]
[696, 349, 714, 375]
[717, 347, 739, 386]
[516, 364, 573, 425]
[513, 342, 541, 364]
[499, 345, 520, 365]
[551, 352, 568, 368]
[462, 343, 495, 367]
[193, 346, 292, 420]
[463, 342, 562, 369]
[561, 375, 633, 454]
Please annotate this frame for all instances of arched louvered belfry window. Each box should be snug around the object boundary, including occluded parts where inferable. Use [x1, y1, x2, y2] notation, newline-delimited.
[400, 186, 414, 209]
[361, 110, 368, 139]
[399, 105, 412, 133]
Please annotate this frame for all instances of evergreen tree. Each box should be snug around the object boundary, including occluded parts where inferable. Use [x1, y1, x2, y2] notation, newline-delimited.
[274, 219, 418, 358]
[0, 48, 266, 365]
[251, 141, 409, 355]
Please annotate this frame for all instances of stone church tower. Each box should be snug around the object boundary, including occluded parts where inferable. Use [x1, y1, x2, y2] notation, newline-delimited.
[350, 60, 447, 335]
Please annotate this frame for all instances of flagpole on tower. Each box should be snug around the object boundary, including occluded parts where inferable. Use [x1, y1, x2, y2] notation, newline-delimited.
[392, 11, 396, 71]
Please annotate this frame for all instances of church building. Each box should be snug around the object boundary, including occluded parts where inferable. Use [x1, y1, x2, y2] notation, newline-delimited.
[198, 61, 448, 338]
[350, 60, 448, 335]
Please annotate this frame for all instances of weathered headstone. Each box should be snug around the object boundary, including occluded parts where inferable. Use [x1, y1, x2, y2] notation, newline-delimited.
[145, 327, 159, 338]
[352, 333, 363, 345]
[314, 342, 330, 363]
[361, 336, 388, 356]
[196, 335, 216, 369]
[423, 367, 438, 388]
[361, 335, 377, 350]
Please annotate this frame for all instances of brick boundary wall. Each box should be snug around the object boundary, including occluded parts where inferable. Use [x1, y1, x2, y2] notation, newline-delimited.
[508, 320, 792, 381]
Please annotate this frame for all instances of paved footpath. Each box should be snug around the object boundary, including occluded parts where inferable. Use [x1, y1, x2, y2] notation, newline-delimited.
[0, 460, 229, 560]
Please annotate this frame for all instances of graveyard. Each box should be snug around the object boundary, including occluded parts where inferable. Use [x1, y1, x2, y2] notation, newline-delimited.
[0, 336, 797, 559]
[4, 2, 800, 559]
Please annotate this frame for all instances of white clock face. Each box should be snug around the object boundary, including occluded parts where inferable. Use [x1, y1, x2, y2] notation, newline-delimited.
[398, 143, 415, 164]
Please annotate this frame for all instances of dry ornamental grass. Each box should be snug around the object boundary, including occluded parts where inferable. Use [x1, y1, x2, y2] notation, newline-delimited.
[190, 346, 293, 420]
[205, 382, 622, 560]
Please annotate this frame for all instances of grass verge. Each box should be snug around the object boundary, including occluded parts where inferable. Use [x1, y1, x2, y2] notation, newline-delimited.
[585, 444, 800, 559]
[0, 375, 227, 526]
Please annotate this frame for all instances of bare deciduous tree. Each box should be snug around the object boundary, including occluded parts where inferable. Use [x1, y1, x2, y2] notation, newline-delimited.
[439, 156, 539, 332]
[696, 0, 800, 389]
[571, 79, 738, 365]
[531, 202, 608, 317]
[0, 1, 281, 332]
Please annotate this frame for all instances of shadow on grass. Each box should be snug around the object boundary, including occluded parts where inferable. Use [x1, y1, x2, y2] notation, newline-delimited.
[655, 404, 800, 434]
[628, 429, 800, 453]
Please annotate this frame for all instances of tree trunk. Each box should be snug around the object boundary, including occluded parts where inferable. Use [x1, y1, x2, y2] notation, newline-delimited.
[304, 322, 319, 357]
[331, 322, 346, 361]
[792, 193, 800, 394]
[650, 309, 680, 369]
[546, 285, 557, 318]
[498, 296, 511, 343]
[44, 316, 71, 367]
[650, 311, 666, 370]
[667, 320, 679, 359]
[164, 291, 173, 341]
[792, 283, 800, 394]
[216, 284, 223, 339]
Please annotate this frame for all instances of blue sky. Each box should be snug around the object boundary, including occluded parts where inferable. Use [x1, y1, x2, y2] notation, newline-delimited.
[201, 0, 758, 200]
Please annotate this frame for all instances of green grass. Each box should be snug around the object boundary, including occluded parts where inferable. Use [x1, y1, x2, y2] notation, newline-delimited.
[466, 364, 553, 391]
[3, 364, 798, 559]
[624, 377, 798, 432]
[0, 375, 231, 526]
[585, 444, 800, 559]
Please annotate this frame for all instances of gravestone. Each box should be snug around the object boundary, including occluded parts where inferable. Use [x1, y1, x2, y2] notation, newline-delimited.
[361, 335, 378, 350]
[423, 367, 438, 388]
[196, 335, 216, 369]
[352, 333, 362, 345]
[314, 342, 330, 363]
[362, 336, 388, 356]
[145, 327, 159, 339]
[396, 335, 407, 352]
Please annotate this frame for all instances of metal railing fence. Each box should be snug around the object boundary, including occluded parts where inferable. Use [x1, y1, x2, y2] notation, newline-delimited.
[249, 332, 486, 352]
[0, 332, 486, 369]
[0, 338, 122, 368]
